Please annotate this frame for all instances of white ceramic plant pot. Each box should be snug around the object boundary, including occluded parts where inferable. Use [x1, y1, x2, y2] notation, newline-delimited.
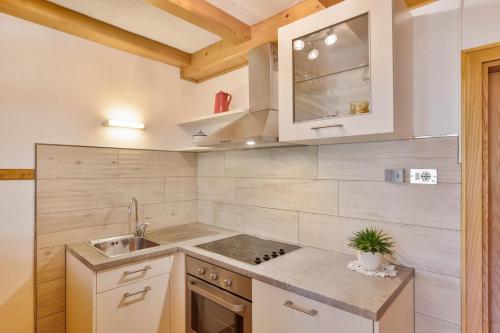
[357, 251, 382, 271]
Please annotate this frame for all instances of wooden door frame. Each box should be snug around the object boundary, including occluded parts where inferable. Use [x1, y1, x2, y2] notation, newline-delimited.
[462, 42, 500, 333]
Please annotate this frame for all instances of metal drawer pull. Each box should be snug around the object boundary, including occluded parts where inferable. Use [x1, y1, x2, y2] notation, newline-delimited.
[284, 300, 318, 316]
[124, 265, 151, 275]
[124, 286, 151, 298]
[311, 124, 343, 130]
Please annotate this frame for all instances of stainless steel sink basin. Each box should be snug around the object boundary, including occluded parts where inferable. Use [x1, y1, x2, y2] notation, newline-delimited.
[89, 235, 160, 257]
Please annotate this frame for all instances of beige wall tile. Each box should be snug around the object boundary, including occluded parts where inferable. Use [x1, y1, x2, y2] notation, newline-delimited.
[213, 203, 299, 243]
[415, 270, 461, 325]
[37, 206, 136, 234]
[37, 278, 65, 318]
[37, 177, 164, 213]
[198, 152, 225, 177]
[236, 178, 338, 216]
[318, 137, 460, 183]
[198, 200, 214, 225]
[415, 313, 460, 333]
[165, 177, 197, 202]
[198, 177, 235, 203]
[119, 150, 196, 177]
[37, 145, 119, 179]
[298, 213, 460, 277]
[339, 181, 460, 229]
[225, 146, 317, 179]
[37, 311, 65, 333]
[37, 223, 130, 248]
[144, 201, 197, 230]
[37, 245, 65, 283]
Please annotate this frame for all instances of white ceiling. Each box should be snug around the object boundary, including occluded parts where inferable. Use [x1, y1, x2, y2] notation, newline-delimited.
[206, 0, 303, 25]
[47, 0, 221, 53]
[47, 0, 304, 53]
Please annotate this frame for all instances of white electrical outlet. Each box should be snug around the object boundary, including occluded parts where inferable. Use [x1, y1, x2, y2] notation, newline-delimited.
[410, 169, 438, 184]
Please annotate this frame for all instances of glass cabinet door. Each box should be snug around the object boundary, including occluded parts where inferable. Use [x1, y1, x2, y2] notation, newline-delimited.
[292, 13, 370, 123]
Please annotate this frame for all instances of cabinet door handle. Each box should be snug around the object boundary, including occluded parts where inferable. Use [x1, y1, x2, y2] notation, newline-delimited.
[284, 300, 318, 316]
[311, 124, 343, 130]
[123, 286, 151, 298]
[124, 265, 151, 276]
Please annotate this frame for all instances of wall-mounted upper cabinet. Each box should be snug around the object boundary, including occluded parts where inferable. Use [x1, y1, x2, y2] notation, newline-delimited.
[278, 0, 413, 144]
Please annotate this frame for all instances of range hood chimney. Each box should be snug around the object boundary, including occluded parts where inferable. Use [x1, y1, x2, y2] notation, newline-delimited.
[196, 43, 285, 149]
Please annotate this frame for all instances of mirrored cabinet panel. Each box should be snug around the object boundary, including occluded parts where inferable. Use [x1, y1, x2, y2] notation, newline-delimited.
[293, 14, 370, 123]
[279, 0, 413, 145]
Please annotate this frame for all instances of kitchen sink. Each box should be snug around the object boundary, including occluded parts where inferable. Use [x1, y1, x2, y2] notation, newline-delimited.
[89, 235, 160, 257]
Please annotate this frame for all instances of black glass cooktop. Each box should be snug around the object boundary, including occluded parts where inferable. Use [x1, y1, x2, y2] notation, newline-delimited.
[196, 234, 301, 265]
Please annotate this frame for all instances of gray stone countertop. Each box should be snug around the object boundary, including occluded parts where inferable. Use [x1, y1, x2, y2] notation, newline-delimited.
[66, 223, 414, 321]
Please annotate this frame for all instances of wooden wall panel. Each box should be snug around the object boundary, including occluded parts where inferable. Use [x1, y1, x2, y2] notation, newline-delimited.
[119, 150, 197, 177]
[225, 146, 318, 179]
[37, 145, 118, 179]
[318, 136, 460, 183]
[0, 169, 35, 180]
[37, 177, 164, 213]
[35, 144, 198, 331]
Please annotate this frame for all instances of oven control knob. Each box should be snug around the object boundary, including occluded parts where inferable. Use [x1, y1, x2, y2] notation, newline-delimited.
[271, 251, 278, 258]
[209, 273, 218, 280]
[263, 254, 270, 261]
[223, 278, 233, 287]
[279, 249, 285, 255]
[197, 267, 206, 275]
[254, 257, 262, 264]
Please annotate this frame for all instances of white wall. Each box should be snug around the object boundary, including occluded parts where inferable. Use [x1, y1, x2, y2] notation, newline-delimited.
[0, 13, 198, 332]
[462, 0, 500, 49]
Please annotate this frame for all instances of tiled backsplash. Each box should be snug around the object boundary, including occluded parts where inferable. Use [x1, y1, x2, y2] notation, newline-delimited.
[35, 145, 197, 332]
[197, 137, 461, 333]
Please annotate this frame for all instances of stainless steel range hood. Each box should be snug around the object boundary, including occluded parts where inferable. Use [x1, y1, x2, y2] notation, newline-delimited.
[196, 43, 286, 149]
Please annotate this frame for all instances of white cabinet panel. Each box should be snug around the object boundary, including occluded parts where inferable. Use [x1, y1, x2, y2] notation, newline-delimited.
[252, 280, 373, 333]
[96, 274, 170, 333]
[278, 0, 412, 144]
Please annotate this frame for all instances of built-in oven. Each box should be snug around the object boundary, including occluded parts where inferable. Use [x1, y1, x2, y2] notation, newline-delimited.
[186, 256, 252, 333]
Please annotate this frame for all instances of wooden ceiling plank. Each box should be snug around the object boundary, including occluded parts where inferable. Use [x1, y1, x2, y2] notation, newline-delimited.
[145, 0, 250, 43]
[0, 0, 191, 67]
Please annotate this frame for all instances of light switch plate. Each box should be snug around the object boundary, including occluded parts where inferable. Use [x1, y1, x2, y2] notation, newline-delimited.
[410, 169, 438, 184]
[385, 169, 404, 184]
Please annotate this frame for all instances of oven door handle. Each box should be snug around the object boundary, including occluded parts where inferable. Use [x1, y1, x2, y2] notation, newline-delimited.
[188, 281, 245, 313]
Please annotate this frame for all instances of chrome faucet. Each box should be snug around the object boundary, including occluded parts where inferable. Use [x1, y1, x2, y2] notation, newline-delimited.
[128, 197, 148, 237]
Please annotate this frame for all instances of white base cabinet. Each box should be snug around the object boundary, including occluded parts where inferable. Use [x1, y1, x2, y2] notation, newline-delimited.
[67, 253, 173, 333]
[252, 279, 414, 333]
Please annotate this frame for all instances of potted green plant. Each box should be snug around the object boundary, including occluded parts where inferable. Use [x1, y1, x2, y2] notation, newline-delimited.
[348, 228, 394, 271]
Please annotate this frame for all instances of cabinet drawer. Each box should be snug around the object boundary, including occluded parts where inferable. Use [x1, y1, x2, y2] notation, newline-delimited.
[97, 273, 170, 333]
[253, 280, 373, 333]
[97, 255, 170, 293]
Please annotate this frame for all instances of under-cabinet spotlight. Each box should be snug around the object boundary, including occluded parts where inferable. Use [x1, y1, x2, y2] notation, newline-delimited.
[246, 140, 256, 146]
[324, 32, 338, 46]
[293, 39, 305, 51]
[308, 49, 319, 61]
[103, 119, 145, 129]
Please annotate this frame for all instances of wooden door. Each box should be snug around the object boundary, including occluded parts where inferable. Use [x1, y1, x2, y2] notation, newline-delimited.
[462, 43, 500, 333]
[488, 65, 500, 333]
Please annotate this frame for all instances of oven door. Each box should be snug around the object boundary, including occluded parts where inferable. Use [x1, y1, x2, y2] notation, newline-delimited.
[187, 275, 252, 333]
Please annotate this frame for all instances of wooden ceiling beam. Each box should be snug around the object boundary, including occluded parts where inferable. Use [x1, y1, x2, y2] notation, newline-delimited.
[181, 0, 327, 81]
[145, 0, 250, 43]
[0, 0, 191, 67]
[181, 0, 436, 82]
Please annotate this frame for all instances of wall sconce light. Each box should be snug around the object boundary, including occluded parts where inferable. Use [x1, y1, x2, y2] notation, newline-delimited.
[103, 119, 145, 130]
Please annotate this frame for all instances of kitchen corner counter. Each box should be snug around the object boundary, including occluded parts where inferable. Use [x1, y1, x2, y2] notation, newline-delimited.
[66, 223, 414, 321]
[66, 223, 227, 271]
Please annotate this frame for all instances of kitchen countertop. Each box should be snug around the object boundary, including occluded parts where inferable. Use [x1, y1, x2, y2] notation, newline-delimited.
[66, 223, 414, 321]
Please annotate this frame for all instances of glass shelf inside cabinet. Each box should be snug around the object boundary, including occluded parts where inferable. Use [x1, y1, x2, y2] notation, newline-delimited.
[292, 13, 370, 123]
